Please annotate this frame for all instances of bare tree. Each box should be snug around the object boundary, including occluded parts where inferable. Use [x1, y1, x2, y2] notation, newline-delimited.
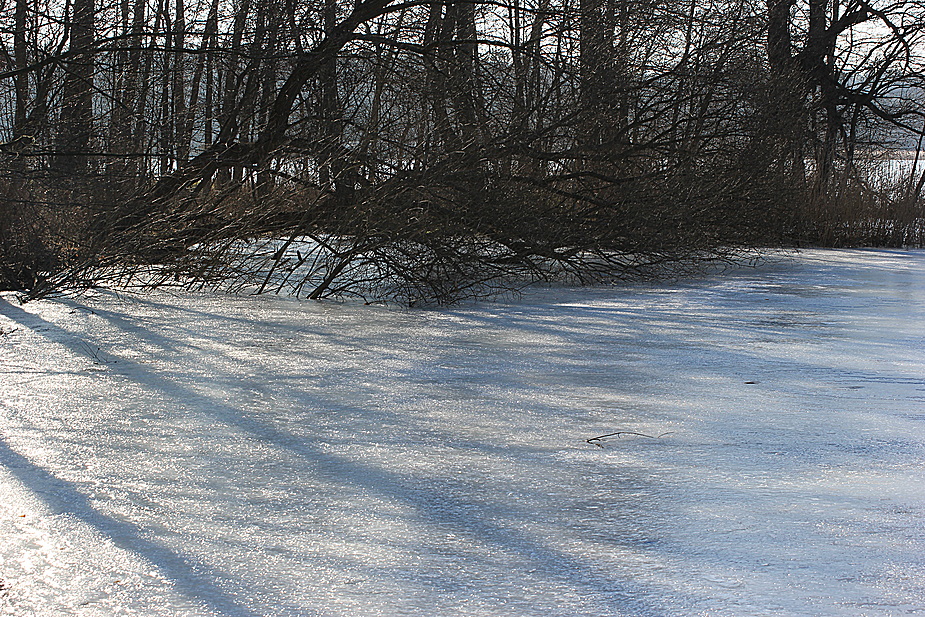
[1, 0, 923, 297]
[53, 0, 95, 175]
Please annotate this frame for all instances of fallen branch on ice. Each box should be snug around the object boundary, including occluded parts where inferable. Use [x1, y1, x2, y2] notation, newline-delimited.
[586, 430, 674, 447]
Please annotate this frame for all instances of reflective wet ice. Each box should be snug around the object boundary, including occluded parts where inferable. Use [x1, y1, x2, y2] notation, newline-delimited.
[1, 249, 923, 616]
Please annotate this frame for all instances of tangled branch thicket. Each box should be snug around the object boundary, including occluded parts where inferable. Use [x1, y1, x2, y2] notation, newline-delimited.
[2, 0, 924, 303]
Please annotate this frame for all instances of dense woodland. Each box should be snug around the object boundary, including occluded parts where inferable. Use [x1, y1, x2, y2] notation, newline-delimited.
[2, 0, 925, 302]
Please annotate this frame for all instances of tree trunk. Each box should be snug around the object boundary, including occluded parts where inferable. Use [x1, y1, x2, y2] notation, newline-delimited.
[423, 0, 459, 152]
[578, 0, 615, 148]
[172, 0, 189, 163]
[54, 0, 95, 176]
[453, 0, 481, 147]
[13, 0, 28, 136]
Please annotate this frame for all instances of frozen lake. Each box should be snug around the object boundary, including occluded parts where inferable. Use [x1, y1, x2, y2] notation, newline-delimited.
[1, 249, 923, 616]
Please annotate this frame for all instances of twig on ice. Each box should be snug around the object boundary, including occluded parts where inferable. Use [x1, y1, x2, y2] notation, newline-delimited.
[586, 430, 674, 447]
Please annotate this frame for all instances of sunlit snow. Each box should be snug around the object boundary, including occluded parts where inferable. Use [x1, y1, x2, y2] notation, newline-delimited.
[1, 249, 923, 616]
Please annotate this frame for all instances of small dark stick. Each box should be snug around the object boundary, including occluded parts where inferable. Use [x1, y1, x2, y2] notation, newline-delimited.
[586, 430, 674, 447]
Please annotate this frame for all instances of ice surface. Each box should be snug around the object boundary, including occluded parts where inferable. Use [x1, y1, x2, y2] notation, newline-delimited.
[1, 249, 923, 616]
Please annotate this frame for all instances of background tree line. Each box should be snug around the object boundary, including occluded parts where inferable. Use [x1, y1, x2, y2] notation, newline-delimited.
[2, 0, 924, 302]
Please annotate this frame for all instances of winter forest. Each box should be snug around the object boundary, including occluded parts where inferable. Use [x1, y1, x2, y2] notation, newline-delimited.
[2, 0, 925, 302]
[3, 1, 925, 613]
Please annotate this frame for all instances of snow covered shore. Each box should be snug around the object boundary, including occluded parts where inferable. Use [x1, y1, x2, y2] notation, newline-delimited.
[1, 249, 924, 616]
